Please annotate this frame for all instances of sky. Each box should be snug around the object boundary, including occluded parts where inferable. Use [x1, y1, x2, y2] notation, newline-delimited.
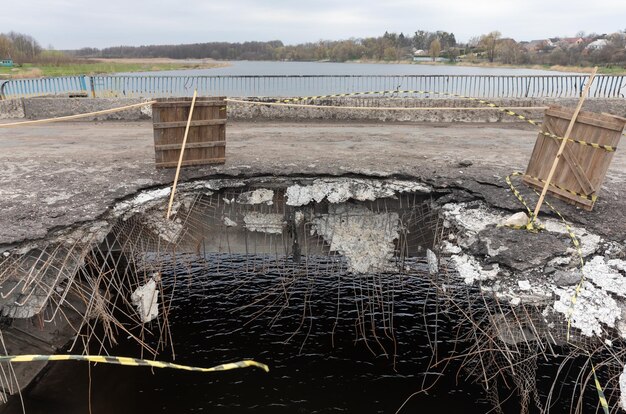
[1, 0, 625, 49]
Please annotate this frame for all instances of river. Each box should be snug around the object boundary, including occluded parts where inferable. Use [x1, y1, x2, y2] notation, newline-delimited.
[122, 60, 580, 77]
[0, 254, 598, 414]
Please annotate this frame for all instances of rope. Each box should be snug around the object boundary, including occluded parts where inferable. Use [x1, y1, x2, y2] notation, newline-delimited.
[0, 101, 157, 128]
[225, 98, 548, 111]
[229, 90, 619, 152]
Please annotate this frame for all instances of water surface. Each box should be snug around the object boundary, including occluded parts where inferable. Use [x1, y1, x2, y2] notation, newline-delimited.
[124, 60, 579, 77]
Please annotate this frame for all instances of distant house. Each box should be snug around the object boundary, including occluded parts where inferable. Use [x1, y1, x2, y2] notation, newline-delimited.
[525, 39, 554, 52]
[557, 37, 585, 48]
[0, 59, 13, 67]
[586, 39, 609, 50]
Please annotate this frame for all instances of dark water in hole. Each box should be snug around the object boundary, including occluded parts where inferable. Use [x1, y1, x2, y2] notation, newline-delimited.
[1, 255, 601, 413]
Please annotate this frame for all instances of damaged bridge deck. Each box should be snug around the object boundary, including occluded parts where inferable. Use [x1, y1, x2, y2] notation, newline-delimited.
[0, 120, 625, 248]
[3, 118, 626, 410]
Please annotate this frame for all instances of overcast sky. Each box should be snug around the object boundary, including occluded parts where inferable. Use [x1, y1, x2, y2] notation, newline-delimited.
[2, 0, 625, 49]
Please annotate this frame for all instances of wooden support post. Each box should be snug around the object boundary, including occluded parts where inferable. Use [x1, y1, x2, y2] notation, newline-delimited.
[531, 68, 597, 222]
[166, 90, 198, 220]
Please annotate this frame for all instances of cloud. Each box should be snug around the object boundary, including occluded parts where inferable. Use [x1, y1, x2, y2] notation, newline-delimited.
[0, 0, 624, 48]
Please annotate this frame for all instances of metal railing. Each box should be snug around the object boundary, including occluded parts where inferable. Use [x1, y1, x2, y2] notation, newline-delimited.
[1, 74, 625, 99]
[1, 76, 89, 99]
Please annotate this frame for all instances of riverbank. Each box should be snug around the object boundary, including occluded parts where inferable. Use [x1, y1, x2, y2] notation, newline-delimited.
[415, 60, 626, 74]
[1, 57, 623, 79]
[0, 58, 228, 79]
[349, 58, 625, 74]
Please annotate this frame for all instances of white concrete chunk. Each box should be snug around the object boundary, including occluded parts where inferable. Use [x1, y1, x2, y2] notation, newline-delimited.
[131, 275, 160, 324]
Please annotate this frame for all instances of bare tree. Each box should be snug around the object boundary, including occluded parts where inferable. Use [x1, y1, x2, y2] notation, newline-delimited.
[429, 38, 441, 61]
[479, 31, 501, 62]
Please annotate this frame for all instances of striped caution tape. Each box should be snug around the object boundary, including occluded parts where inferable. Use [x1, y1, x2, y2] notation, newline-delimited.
[524, 173, 597, 202]
[538, 130, 617, 152]
[506, 173, 609, 409]
[0, 354, 270, 373]
[251, 90, 617, 153]
[536, 189, 586, 342]
[504, 172, 585, 341]
[591, 362, 610, 414]
[504, 172, 542, 232]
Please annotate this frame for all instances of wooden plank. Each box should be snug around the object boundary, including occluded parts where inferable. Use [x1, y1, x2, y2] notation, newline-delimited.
[523, 175, 594, 210]
[155, 141, 226, 151]
[546, 106, 625, 132]
[544, 116, 595, 194]
[166, 90, 198, 219]
[524, 103, 625, 211]
[531, 68, 596, 219]
[602, 113, 626, 123]
[153, 119, 227, 129]
[156, 158, 226, 168]
[152, 96, 227, 168]
[152, 101, 226, 108]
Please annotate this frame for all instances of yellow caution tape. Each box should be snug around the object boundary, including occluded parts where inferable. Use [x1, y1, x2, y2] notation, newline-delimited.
[504, 172, 542, 232]
[591, 362, 610, 414]
[505, 172, 585, 341]
[253, 90, 618, 152]
[0, 354, 270, 373]
[523, 173, 597, 202]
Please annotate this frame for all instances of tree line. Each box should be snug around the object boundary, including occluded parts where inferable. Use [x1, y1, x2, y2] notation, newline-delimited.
[71, 31, 457, 62]
[0, 32, 43, 62]
[2, 29, 625, 68]
[72, 29, 626, 67]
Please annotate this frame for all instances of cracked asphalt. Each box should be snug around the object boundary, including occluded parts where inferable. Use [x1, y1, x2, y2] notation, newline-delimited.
[1, 120, 624, 247]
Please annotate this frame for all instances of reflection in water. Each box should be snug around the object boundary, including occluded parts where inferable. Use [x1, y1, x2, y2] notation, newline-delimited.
[2, 255, 491, 413]
[0, 255, 598, 413]
[124, 60, 579, 77]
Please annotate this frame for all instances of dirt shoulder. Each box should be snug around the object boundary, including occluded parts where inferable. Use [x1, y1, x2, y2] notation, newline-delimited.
[0, 120, 624, 246]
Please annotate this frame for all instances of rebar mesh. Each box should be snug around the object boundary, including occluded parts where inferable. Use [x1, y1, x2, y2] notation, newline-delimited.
[1, 183, 625, 412]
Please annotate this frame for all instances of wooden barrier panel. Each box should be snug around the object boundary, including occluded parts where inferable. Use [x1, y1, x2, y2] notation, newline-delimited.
[523, 105, 625, 210]
[152, 97, 226, 168]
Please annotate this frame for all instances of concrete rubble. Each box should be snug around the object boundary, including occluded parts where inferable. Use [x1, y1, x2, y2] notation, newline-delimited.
[237, 189, 274, 205]
[2, 176, 625, 341]
[441, 200, 626, 341]
[312, 204, 400, 273]
[131, 274, 160, 324]
[286, 178, 431, 206]
[243, 212, 286, 234]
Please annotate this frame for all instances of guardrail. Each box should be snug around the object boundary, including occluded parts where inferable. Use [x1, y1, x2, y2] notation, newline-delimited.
[1, 76, 89, 99]
[1, 74, 625, 99]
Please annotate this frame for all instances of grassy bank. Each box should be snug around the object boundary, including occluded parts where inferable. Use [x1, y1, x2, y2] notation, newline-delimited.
[406, 60, 626, 74]
[0, 59, 226, 78]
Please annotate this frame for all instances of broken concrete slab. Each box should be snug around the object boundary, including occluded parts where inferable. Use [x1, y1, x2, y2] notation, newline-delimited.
[312, 204, 400, 273]
[475, 226, 570, 271]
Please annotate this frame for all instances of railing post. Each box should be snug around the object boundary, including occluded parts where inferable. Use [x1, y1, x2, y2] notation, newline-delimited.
[79, 75, 88, 96]
[90, 76, 96, 98]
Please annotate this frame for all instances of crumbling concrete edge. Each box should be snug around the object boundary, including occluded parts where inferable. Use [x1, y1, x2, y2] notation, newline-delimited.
[0, 98, 24, 120]
[2, 173, 626, 406]
[437, 200, 626, 341]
